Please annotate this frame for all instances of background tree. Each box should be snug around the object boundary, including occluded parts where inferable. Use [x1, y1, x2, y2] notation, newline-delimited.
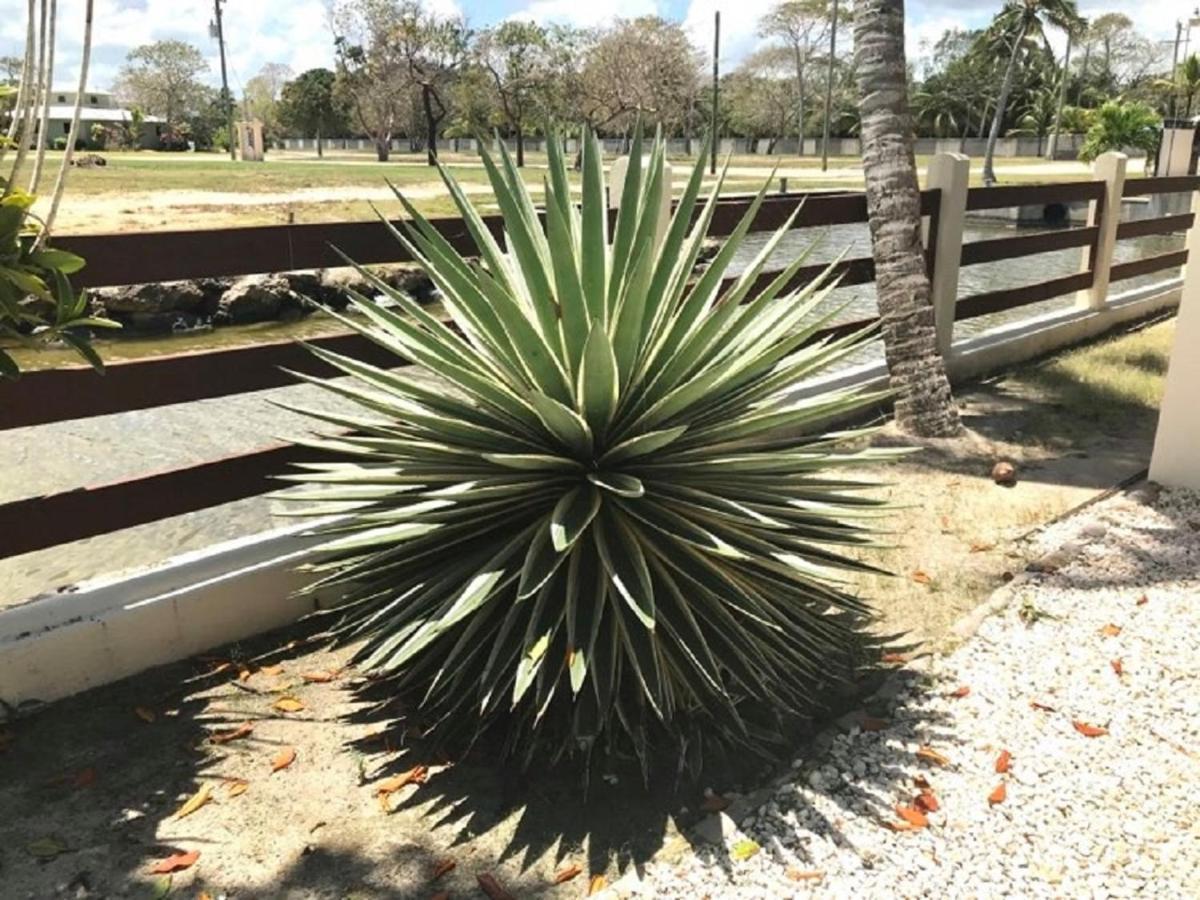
[114, 39, 210, 132]
[980, 0, 1081, 185]
[854, 0, 960, 437]
[278, 68, 347, 157]
[1078, 99, 1161, 165]
[759, 0, 832, 154]
[476, 20, 551, 166]
[725, 46, 797, 151]
[242, 62, 293, 146]
[393, 1, 469, 165]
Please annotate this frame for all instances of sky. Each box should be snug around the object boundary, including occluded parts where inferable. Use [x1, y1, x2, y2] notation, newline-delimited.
[0, 0, 1193, 97]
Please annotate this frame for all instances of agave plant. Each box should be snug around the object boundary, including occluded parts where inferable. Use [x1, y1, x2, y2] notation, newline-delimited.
[285, 128, 894, 772]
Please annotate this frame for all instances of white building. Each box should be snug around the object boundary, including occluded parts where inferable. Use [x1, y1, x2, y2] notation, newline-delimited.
[39, 89, 165, 150]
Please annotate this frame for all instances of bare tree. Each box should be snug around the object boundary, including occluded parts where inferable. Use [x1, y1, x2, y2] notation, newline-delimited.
[854, 0, 961, 437]
[759, 0, 831, 155]
[476, 20, 551, 167]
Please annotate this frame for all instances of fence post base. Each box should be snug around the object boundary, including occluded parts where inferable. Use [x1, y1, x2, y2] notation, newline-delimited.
[1077, 151, 1126, 311]
[924, 153, 970, 357]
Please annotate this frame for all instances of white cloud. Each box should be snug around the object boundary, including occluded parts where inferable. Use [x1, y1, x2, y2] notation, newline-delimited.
[512, 0, 659, 28]
[682, 0, 776, 66]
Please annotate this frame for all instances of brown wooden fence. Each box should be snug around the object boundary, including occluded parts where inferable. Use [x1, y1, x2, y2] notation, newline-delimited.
[2, 175, 1196, 561]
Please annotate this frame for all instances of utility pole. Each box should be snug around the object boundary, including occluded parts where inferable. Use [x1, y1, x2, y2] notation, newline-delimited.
[820, 0, 839, 172]
[710, 10, 720, 175]
[212, 0, 235, 161]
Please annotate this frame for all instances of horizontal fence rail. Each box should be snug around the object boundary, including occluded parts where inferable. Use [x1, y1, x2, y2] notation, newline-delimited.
[1, 175, 1189, 563]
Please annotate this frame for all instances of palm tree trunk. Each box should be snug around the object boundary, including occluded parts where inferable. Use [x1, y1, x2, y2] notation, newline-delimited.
[41, 0, 91, 242]
[854, 0, 961, 438]
[29, 0, 57, 193]
[1048, 30, 1072, 160]
[982, 19, 1029, 186]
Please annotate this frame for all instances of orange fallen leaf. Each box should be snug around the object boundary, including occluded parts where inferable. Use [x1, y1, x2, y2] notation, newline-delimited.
[431, 858, 456, 880]
[477, 873, 516, 900]
[147, 850, 199, 874]
[73, 768, 97, 789]
[1099, 623, 1122, 637]
[969, 541, 996, 553]
[259, 664, 284, 676]
[916, 746, 950, 766]
[884, 820, 920, 832]
[894, 805, 928, 828]
[995, 749, 1012, 774]
[209, 723, 254, 745]
[881, 652, 909, 664]
[912, 775, 932, 790]
[588, 874, 607, 895]
[226, 779, 249, 798]
[375, 765, 428, 796]
[914, 790, 939, 813]
[1072, 721, 1108, 737]
[988, 783, 1007, 805]
[1030, 700, 1057, 712]
[271, 746, 297, 772]
[860, 716, 889, 732]
[301, 670, 337, 683]
[786, 868, 825, 881]
[700, 793, 731, 812]
[198, 892, 214, 900]
[949, 686, 971, 698]
[273, 697, 305, 713]
[1136, 593, 1149, 606]
[238, 667, 253, 681]
[553, 863, 582, 884]
[173, 784, 212, 820]
[1110, 658, 1124, 676]
[134, 706, 156, 723]
[911, 570, 932, 585]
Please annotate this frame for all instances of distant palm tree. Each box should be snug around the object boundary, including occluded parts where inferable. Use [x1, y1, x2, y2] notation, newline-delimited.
[1078, 100, 1161, 167]
[1156, 54, 1200, 119]
[854, 0, 961, 437]
[1008, 83, 1058, 155]
[982, 0, 1082, 185]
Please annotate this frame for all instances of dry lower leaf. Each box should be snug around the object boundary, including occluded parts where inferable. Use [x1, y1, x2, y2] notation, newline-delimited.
[477, 873, 516, 900]
[995, 749, 1012, 774]
[881, 652, 909, 664]
[916, 746, 950, 766]
[588, 874, 607, 895]
[134, 706, 156, 723]
[209, 723, 254, 745]
[375, 765, 429, 797]
[1099, 623, 1122, 637]
[988, 783, 1007, 805]
[949, 686, 971, 698]
[894, 805, 928, 828]
[226, 779, 249, 798]
[173, 783, 212, 820]
[1136, 593, 1149, 606]
[911, 570, 932, 585]
[301, 670, 337, 683]
[271, 746, 297, 772]
[786, 868, 825, 881]
[1072, 721, 1108, 737]
[1111, 658, 1124, 676]
[553, 863, 582, 884]
[147, 850, 199, 874]
[273, 696, 305, 713]
[431, 858, 456, 880]
[1030, 700, 1057, 712]
[914, 790, 939, 813]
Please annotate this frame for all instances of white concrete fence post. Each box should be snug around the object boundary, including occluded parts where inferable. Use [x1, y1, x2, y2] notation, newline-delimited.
[923, 153, 970, 357]
[609, 154, 673, 252]
[1078, 151, 1127, 311]
[1149, 185, 1200, 489]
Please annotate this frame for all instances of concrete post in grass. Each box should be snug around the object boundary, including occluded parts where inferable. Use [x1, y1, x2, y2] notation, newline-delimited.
[923, 153, 970, 357]
[610, 154, 673, 252]
[1149, 188, 1200, 489]
[1078, 151, 1127, 311]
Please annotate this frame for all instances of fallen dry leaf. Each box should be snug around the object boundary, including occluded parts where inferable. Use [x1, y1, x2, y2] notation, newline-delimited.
[259, 664, 284, 676]
[912, 775, 932, 790]
[226, 779, 249, 798]
[553, 863, 582, 884]
[173, 784, 212, 820]
[273, 697, 305, 713]
[198, 893, 214, 900]
[73, 768, 97, 789]
[916, 746, 950, 767]
[1111, 658, 1124, 676]
[271, 746, 297, 772]
[209, 723, 254, 745]
[860, 716, 889, 732]
[1072, 721, 1108, 737]
[477, 873, 516, 900]
[988, 783, 1007, 805]
[881, 652, 909, 664]
[995, 749, 1012, 774]
[375, 765, 428, 796]
[431, 858, 456, 880]
[588, 874, 607, 895]
[301, 670, 338, 683]
[430, 893, 450, 900]
[969, 541, 996, 553]
[134, 706, 156, 724]
[894, 805, 929, 828]
[786, 868, 826, 881]
[700, 793, 731, 812]
[1030, 700, 1057, 712]
[1136, 593, 1149, 606]
[147, 850, 199, 874]
[884, 820, 920, 832]
[1099, 623, 1122, 637]
[914, 790, 939, 813]
[238, 667, 253, 682]
[949, 686, 971, 698]
[911, 570, 932, 585]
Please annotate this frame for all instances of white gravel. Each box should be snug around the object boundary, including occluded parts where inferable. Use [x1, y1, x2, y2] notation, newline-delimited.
[627, 487, 1200, 899]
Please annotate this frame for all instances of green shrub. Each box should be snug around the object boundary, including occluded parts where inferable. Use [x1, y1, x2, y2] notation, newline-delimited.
[288, 128, 893, 772]
[52, 136, 68, 151]
[1079, 100, 1161, 163]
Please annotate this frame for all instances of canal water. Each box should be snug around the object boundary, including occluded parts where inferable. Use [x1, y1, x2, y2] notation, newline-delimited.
[0, 216, 1185, 607]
